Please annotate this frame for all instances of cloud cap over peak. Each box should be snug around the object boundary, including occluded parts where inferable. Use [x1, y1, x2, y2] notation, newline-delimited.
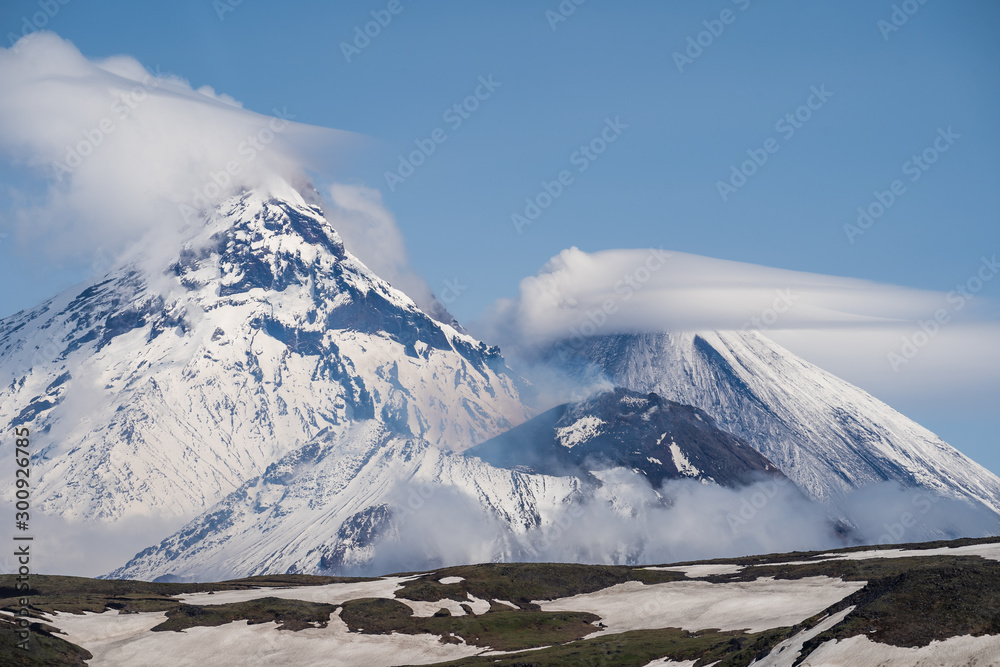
[482, 246, 976, 351]
[0, 32, 363, 268]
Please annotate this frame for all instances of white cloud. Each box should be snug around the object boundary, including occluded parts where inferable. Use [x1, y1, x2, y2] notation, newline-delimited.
[477, 247, 999, 414]
[0, 32, 457, 321]
[0, 512, 186, 578]
[482, 247, 992, 346]
[0, 32, 363, 271]
[353, 474, 998, 576]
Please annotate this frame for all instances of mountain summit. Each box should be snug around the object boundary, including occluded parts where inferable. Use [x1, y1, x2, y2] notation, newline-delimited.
[0, 187, 528, 522]
[549, 331, 1000, 522]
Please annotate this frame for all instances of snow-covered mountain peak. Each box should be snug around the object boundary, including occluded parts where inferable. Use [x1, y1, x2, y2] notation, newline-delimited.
[548, 330, 1000, 520]
[177, 191, 345, 288]
[0, 188, 530, 523]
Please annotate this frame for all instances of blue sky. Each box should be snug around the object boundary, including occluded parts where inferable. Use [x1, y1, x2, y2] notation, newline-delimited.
[0, 1, 997, 470]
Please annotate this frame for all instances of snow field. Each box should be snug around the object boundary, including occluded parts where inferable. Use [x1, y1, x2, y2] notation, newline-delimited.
[642, 564, 744, 577]
[535, 576, 866, 635]
[177, 577, 413, 606]
[52, 608, 482, 667]
[769, 541, 1000, 568]
[802, 633, 1000, 666]
[752, 605, 855, 667]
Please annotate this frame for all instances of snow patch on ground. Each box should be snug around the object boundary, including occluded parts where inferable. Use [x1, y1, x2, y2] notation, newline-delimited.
[480, 643, 553, 657]
[643, 564, 744, 578]
[820, 542, 1000, 563]
[770, 542, 1000, 568]
[401, 598, 467, 618]
[647, 456, 663, 465]
[175, 576, 493, 621]
[556, 416, 605, 449]
[176, 577, 412, 606]
[402, 594, 491, 618]
[535, 577, 865, 635]
[753, 605, 855, 666]
[466, 595, 492, 614]
[438, 576, 464, 585]
[53, 608, 482, 667]
[668, 441, 699, 477]
[802, 633, 1000, 666]
[51, 609, 167, 646]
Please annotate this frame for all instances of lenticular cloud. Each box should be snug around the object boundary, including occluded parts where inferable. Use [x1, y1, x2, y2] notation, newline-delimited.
[477, 247, 1000, 412]
[483, 246, 954, 350]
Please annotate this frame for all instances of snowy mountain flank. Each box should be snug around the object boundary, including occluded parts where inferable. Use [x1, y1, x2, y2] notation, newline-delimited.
[107, 421, 583, 580]
[548, 331, 1000, 520]
[110, 390, 808, 581]
[0, 188, 528, 522]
